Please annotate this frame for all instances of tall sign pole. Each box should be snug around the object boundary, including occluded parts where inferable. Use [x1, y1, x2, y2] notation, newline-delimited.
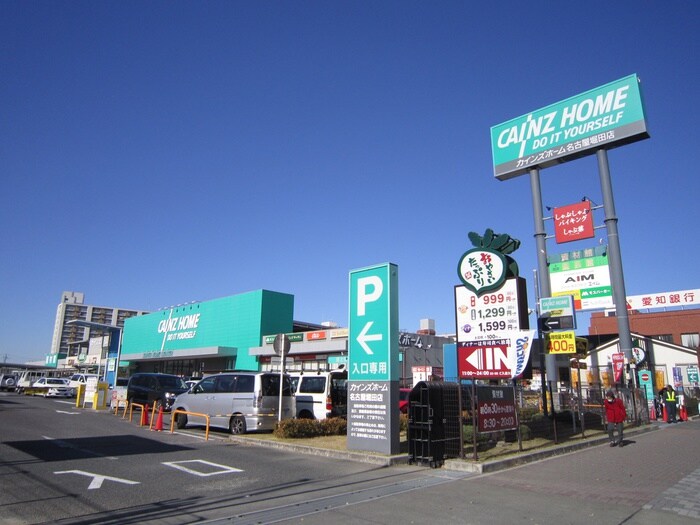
[597, 149, 635, 385]
[530, 168, 558, 392]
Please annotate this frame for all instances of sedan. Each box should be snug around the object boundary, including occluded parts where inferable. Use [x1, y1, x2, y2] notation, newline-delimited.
[32, 377, 74, 398]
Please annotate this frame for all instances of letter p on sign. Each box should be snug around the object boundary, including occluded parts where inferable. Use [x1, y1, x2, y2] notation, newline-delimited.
[357, 276, 383, 316]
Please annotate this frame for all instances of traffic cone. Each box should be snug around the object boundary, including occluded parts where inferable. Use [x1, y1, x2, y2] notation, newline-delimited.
[141, 403, 150, 426]
[153, 405, 164, 431]
[662, 404, 668, 422]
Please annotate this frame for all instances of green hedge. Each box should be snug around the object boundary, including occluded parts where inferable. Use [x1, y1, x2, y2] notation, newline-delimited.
[274, 417, 347, 438]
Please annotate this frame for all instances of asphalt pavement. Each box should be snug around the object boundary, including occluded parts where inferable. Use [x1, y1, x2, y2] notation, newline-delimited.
[221, 418, 700, 525]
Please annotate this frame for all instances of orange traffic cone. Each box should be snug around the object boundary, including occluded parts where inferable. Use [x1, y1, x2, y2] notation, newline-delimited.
[141, 403, 150, 426]
[153, 406, 164, 431]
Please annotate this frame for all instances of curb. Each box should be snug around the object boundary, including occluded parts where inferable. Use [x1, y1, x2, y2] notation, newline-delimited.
[228, 435, 411, 466]
[445, 424, 660, 474]
[228, 424, 664, 472]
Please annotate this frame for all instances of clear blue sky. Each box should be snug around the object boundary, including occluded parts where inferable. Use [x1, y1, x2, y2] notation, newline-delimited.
[2, 2, 698, 363]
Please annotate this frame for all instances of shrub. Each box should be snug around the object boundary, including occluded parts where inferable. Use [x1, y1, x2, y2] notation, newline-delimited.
[462, 425, 490, 445]
[518, 407, 541, 422]
[273, 417, 347, 439]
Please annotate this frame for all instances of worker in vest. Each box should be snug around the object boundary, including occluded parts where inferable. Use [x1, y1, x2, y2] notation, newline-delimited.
[664, 384, 678, 423]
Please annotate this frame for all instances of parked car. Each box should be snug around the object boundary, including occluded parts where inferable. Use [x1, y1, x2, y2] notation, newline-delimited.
[32, 377, 74, 398]
[173, 371, 295, 434]
[0, 373, 19, 392]
[68, 373, 101, 391]
[290, 369, 347, 420]
[126, 373, 189, 411]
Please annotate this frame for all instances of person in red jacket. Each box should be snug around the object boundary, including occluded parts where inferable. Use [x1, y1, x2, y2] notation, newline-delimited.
[605, 390, 627, 447]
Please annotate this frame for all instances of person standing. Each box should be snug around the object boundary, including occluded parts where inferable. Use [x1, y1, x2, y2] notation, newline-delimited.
[664, 385, 678, 423]
[605, 390, 626, 447]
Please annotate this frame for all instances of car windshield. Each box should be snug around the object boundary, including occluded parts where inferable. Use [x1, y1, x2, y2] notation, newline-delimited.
[159, 376, 187, 389]
[47, 379, 67, 385]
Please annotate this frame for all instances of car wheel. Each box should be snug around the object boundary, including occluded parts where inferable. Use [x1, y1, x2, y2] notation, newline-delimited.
[175, 412, 188, 429]
[229, 415, 247, 435]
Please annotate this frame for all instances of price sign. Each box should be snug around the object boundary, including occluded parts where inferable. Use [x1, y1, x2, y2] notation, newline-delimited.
[455, 277, 528, 343]
[546, 331, 576, 354]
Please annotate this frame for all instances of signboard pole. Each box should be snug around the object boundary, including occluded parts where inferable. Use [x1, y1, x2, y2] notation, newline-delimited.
[597, 149, 635, 386]
[530, 167, 559, 402]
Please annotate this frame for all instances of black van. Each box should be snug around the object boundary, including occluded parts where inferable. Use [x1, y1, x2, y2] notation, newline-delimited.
[126, 373, 188, 411]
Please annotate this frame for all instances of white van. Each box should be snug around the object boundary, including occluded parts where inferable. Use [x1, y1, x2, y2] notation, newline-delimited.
[173, 371, 295, 434]
[16, 370, 48, 393]
[290, 370, 347, 420]
[68, 373, 101, 390]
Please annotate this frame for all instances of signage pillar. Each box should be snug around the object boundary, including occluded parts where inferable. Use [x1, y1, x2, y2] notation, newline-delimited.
[530, 167, 559, 399]
[597, 149, 635, 385]
[347, 263, 399, 455]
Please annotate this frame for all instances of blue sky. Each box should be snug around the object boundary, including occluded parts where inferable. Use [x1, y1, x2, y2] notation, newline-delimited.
[1, 2, 698, 363]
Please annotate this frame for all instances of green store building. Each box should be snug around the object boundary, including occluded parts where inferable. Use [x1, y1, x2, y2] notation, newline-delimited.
[120, 290, 295, 377]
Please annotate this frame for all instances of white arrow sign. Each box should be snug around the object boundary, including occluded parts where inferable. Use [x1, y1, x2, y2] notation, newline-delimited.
[357, 321, 382, 355]
[54, 470, 140, 490]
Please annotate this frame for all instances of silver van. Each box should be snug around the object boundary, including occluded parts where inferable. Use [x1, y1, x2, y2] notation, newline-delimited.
[172, 372, 295, 434]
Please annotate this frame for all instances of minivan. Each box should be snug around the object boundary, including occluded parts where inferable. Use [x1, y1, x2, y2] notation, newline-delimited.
[172, 371, 295, 434]
[68, 373, 101, 390]
[290, 369, 347, 420]
[126, 373, 189, 411]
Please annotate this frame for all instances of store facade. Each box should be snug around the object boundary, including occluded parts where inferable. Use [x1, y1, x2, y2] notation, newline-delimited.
[120, 290, 294, 377]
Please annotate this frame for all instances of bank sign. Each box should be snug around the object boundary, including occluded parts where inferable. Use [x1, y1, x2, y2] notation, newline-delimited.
[491, 74, 649, 180]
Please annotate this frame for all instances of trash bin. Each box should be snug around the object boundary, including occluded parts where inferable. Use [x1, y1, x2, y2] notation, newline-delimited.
[407, 381, 462, 468]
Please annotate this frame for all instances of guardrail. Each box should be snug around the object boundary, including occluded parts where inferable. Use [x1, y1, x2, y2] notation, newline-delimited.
[128, 402, 149, 426]
[170, 409, 211, 441]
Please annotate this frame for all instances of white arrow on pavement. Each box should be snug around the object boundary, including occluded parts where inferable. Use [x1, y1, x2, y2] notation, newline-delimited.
[357, 321, 382, 355]
[54, 470, 139, 490]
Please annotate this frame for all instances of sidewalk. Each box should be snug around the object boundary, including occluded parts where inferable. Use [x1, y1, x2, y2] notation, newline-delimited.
[226, 418, 674, 473]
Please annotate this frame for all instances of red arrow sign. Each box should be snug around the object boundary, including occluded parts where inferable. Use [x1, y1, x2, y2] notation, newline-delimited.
[458, 341, 512, 379]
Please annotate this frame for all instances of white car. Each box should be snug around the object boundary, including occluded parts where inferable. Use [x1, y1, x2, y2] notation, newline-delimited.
[32, 377, 74, 398]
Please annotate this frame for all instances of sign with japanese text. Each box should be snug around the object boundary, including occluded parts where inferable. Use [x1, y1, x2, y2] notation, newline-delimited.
[477, 386, 517, 433]
[626, 289, 700, 311]
[612, 353, 625, 383]
[491, 74, 649, 180]
[553, 201, 594, 243]
[457, 329, 535, 379]
[348, 263, 399, 381]
[348, 264, 400, 456]
[458, 339, 511, 379]
[457, 248, 507, 295]
[687, 366, 699, 386]
[546, 331, 576, 354]
[347, 381, 399, 454]
[549, 248, 613, 310]
[455, 278, 529, 343]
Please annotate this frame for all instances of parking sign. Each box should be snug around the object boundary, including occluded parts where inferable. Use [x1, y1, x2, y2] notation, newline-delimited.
[348, 263, 398, 381]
